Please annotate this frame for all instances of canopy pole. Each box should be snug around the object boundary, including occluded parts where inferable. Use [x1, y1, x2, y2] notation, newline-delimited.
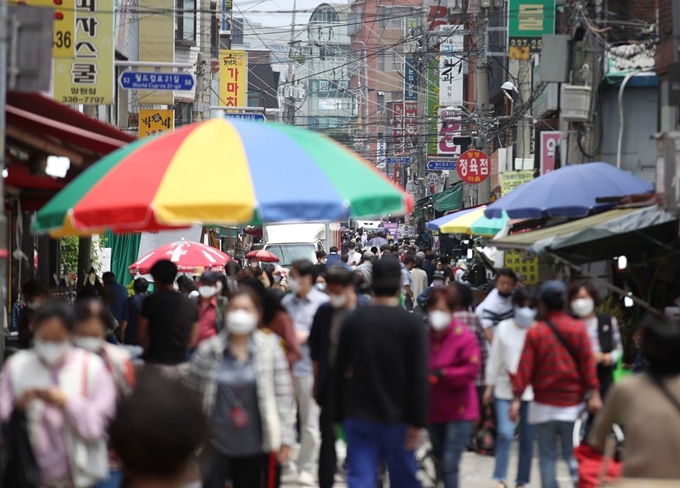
[544, 250, 663, 318]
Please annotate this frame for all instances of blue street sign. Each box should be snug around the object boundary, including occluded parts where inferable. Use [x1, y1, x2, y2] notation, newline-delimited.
[223, 113, 266, 123]
[386, 156, 411, 165]
[118, 72, 195, 91]
[427, 160, 457, 170]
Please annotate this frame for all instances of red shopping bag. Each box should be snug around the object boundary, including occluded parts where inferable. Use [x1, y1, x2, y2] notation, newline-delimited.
[574, 443, 622, 488]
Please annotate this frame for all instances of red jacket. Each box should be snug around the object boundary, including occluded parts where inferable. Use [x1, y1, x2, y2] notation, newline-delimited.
[512, 311, 599, 407]
[428, 319, 481, 423]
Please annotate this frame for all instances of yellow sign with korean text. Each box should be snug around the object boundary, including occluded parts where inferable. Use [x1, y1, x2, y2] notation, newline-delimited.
[53, 0, 114, 104]
[139, 109, 174, 138]
[500, 170, 534, 196]
[505, 250, 539, 285]
[10, 0, 75, 58]
[219, 50, 248, 107]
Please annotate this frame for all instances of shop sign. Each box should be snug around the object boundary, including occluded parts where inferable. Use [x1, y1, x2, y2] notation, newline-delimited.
[53, 0, 114, 104]
[508, 0, 555, 59]
[404, 57, 418, 101]
[219, 50, 248, 107]
[10, 0, 76, 58]
[457, 149, 490, 184]
[139, 109, 174, 138]
[505, 250, 539, 284]
[500, 170, 534, 195]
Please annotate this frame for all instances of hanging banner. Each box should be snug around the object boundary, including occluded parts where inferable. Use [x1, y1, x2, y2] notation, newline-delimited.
[404, 57, 418, 101]
[540, 131, 563, 174]
[438, 25, 464, 107]
[139, 109, 174, 138]
[53, 0, 115, 104]
[9, 0, 76, 58]
[508, 0, 555, 59]
[505, 250, 539, 284]
[392, 102, 404, 151]
[219, 50, 248, 107]
[438, 109, 462, 158]
[427, 60, 439, 157]
[376, 138, 386, 167]
[404, 102, 418, 152]
[500, 170, 534, 195]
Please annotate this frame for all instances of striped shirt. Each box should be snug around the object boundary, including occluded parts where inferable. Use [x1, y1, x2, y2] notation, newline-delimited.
[475, 288, 514, 330]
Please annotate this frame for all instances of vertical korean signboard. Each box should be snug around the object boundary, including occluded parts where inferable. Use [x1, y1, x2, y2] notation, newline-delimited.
[10, 0, 75, 58]
[540, 131, 562, 174]
[392, 102, 404, 154]
[508, 0, 555, 59]
[404, 58, 418, 101]
[53, 0, 115, 104]
[427, 60, 439, 157]
[219, 50, 248, 107]
[139, 109, 174, 138]
[403, 102, 418, 151]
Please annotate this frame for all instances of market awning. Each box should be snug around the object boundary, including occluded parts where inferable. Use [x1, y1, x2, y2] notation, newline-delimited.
[6, 92, 136, 165]
[432, 185, 463, 212]
[493, 206, 677, 261]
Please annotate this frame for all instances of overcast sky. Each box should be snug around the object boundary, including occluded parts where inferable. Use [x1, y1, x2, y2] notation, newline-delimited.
[239, 0, 348, 30]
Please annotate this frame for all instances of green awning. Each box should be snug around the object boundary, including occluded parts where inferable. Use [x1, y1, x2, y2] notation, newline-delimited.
[493, 206, 676, 261]
[432, 185, 463, 212]
[414, 196, 432, 208]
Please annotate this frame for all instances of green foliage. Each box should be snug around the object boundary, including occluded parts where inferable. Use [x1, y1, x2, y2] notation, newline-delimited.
[59, 236, 105, 275]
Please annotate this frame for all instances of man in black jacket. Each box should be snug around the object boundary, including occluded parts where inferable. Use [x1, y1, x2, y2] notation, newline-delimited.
[333, 257, 428, 488]
[309, 267, 368, 488]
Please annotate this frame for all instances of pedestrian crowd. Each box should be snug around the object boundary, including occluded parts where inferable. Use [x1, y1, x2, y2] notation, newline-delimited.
[4, 228, 680, 488]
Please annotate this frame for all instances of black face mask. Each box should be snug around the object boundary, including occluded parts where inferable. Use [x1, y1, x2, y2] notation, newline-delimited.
[498, 290, 513, 298]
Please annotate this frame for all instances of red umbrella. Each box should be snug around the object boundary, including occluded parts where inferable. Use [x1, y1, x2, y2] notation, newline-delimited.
[245, 249, 280, 263]
[129, 239, 232, 275]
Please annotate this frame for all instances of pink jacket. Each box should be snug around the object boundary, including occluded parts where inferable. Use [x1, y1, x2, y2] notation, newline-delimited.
[428, 319, 481, 423]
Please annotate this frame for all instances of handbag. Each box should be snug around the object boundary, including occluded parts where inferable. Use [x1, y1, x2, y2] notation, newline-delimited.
[1, 408, 41, 488]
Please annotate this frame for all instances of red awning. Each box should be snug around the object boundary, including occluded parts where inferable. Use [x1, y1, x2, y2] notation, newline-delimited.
[6, 91, 136, 158]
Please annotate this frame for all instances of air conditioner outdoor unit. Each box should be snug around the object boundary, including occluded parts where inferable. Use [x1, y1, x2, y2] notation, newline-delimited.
[560, 85, 591, 122]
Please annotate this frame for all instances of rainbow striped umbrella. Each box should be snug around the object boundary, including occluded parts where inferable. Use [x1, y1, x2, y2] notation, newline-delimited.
[33, 118, 413, 236]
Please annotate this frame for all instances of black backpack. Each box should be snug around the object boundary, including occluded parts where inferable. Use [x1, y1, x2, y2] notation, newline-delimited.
[463, 263, 487, 287]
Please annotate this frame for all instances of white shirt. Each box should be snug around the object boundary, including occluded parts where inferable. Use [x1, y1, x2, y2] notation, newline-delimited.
[583, 315, 623, 364]
[528, 402, 583, 425]
[485, 318, 534, 401]
[475, 288, 514, 330]
[347, 251, 362, 265]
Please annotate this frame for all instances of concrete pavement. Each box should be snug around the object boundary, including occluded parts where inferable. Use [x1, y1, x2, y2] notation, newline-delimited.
[283, 441, 574, 488]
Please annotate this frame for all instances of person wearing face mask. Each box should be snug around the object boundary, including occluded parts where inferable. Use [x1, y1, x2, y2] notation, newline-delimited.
[484, 288, 538, 488]
[417, 270, 447, 313]
[476, 269, 518, 344]
[316, 274, 328, 293]
[17, 279, 47, 349]
[308, 267, 369, 488]
[315, 250, 328, 276]
[186, 288, 295, 488]
[281, 260, 329, 485]
[191, 271, 229, 350]
[73, 298, 136, 488]
[426, 286, 481, 488]
[568, 280, 623, 400]
[0, 301, 116, 488]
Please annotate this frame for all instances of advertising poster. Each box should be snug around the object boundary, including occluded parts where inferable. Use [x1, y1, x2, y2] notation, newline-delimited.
[219, 50, 248, 107]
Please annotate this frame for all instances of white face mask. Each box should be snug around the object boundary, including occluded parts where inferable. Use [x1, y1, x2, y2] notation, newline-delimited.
[329, 293, 348, 309]
[514, 306, 537, 328]
[316, 283, 327, 292]
[25, 301, 41, 310]
[288, 277, 300, 293]
[274, 275, 282, 284]
[226, 309, 258, 335]
[571, 298, 595, 318]
[198, 286, 217, 298]
[429, 310, 452, 331]
[72, 336, 104, 353]
[34, 340, 69, 366]
[321, 258, 328, 264]
[250, 261, 260, 268]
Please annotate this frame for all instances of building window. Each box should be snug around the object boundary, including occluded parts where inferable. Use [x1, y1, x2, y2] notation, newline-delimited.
[309, 117, 319, 128]
[175, 102, 193, 127]
[176, 0, 196, 43]
[248, 91, 262, 108]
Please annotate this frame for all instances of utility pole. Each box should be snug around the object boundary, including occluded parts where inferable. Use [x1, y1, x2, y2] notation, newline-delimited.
[0, 0, 8, 356]
[416, 0, 428, 198]
[475, 12, 491, 204]
[193, 0, 214, 122]
[517, 58, 532, 164]
[284, 0, 298, 125]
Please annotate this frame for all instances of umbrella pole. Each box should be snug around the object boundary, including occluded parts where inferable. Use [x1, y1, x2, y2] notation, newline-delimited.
[545, 251, 663, 317]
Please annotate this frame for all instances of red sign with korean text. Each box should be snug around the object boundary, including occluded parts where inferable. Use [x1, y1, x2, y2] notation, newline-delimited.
[392, 102, 404, 149]
[457, 149, 491, 184]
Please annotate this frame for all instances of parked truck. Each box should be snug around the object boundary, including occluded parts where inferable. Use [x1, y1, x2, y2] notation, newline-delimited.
[263, 222, 341, 267]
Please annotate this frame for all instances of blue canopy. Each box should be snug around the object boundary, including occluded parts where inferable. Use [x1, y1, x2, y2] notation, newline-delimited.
[485, 163, 654, 219]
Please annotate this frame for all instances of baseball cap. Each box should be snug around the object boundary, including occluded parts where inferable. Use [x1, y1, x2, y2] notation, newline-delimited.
[433, 270, 446, 281]
[540, 280, 567, 307]
[199, 270, 219, 284]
